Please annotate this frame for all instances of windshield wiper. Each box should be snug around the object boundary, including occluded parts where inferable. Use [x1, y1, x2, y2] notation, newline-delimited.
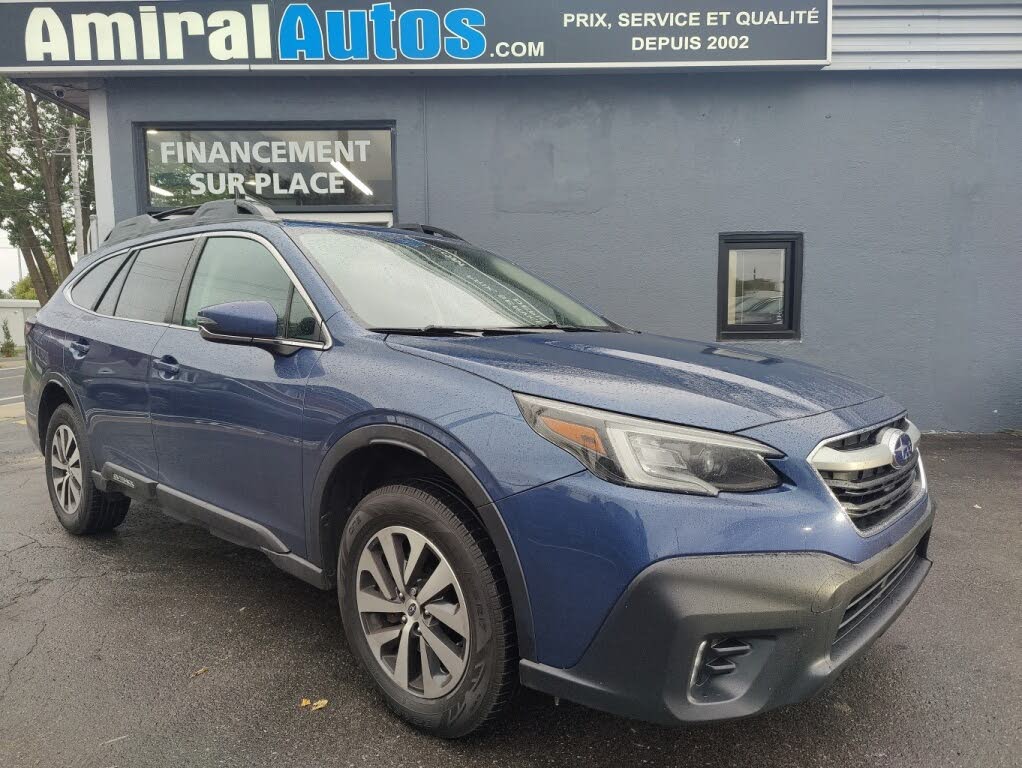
[370, 323, 619, 336]
[368, 326, 536, 336]
[506, 323, 603, 332]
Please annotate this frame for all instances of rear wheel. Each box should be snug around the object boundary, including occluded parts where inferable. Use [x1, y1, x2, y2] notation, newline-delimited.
[337, 482, 516, 737]
[44, 404, 130, 535]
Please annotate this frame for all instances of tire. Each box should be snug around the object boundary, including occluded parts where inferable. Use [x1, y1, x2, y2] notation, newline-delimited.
[337, 481, 517, 737]
[44, 403, 130, 535]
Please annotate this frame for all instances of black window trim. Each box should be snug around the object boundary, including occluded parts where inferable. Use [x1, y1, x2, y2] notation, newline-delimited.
[63, 230, 332, 351]
[717, 232, 803, 341]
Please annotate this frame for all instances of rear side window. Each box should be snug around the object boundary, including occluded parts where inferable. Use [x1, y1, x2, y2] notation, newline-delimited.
[114, 240, 194, 323]
[183, 237, 315, 340]
[70, 253, 130, 311]
[95, 255, 133, 316]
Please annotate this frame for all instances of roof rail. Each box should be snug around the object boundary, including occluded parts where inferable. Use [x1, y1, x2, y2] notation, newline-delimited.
[104, 199, 279, 246]
[393, 223, 467, 242]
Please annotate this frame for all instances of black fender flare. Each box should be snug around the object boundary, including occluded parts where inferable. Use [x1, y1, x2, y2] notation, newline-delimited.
[309, 423, 536, 660]
[33, 371, 84, 451]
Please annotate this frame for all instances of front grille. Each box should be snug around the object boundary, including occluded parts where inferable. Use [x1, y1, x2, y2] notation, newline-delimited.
[812, 416, 922, 532]
[819, 455, 920, 530]
[829, 417, 908, 451]
[835, 549, 917, 644]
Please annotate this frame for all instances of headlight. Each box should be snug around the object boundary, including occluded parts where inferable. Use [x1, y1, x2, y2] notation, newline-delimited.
[516, 393, 783, 496]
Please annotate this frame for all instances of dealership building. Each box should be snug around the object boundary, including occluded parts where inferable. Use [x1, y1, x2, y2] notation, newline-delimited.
[1, 1, 1019, 431]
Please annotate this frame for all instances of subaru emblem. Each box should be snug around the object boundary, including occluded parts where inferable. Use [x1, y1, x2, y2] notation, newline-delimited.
[884, 429, 914, 468]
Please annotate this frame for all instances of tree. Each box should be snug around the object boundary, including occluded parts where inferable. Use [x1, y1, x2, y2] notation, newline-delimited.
[9, 274, 36, 300]
[0, 78, 93, 305]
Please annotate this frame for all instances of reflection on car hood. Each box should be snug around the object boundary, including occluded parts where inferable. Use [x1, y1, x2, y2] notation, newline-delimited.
[388, 331, 884, 432]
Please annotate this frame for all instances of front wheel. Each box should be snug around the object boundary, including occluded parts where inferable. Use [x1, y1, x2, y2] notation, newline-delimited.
[44, 403, 130, 535]
[337, 482, 517, 737]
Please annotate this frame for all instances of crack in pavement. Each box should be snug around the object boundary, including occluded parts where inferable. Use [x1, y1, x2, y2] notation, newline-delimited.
[0, 620, 47, 703]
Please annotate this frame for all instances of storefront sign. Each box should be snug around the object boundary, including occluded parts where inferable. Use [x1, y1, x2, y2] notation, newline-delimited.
[143, 127, 394, 211]
[2, 1, 831, 73]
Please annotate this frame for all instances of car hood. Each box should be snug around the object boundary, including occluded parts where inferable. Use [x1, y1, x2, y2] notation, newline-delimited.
[387, 331, 884, 432]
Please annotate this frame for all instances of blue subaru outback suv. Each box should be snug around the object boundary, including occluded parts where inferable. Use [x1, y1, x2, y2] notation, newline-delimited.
[24, 200, 934, 737]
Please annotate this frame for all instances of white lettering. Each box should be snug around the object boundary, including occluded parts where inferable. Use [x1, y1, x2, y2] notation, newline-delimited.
[252, 141, 271, 163]
[252, 172, 271, 193]
[139, 5, 161, 60]
[26, 8, 70, 62]
[207, 142, 229, 164]
[160, 141, 177, 165]
[164, 11, 204, 59]
[71, 12, 138, 61]
[208, 10, 249, 60]
[252, 4, 273, 59]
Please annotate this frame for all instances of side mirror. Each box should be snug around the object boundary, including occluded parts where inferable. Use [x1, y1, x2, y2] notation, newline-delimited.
[197, 301, 278, 344]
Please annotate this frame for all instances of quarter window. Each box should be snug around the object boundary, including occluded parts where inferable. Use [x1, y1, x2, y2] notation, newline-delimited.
[70, 253, 130, 311]
[183, 237, 317, 341]
[286, 292, 319, 341]
[717, 233, 803, 341]
[114, 240, 194, 323]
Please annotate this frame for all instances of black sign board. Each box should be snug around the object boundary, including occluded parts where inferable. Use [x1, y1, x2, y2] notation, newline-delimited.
[3, 1, 831, 74]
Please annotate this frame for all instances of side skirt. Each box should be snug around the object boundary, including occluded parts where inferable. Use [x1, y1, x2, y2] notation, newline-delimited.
[95, 463, 330, 591]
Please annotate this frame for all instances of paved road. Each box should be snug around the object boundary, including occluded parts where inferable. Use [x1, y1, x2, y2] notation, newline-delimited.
[0, 361, 24, 407]
[1, 409, 1019, 767]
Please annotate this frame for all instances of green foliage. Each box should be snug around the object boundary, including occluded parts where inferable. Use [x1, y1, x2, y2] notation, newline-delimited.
[1, 318, 16, 357]
[9, 274, 36, 300]
[0, 76, 93, 303]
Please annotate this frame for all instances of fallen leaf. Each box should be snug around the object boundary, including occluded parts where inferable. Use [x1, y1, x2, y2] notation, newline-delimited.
[310, 699, 329, 711]
[300, 698, 311, 708]
[191, 667, 209, 678]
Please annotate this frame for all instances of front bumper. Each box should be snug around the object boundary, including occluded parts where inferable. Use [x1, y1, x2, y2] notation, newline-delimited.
[520, 499, 934, 725]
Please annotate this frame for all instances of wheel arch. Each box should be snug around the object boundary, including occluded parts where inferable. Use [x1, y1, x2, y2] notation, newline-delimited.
[35, 373, 82, 453]
[310, 423, 536, 660]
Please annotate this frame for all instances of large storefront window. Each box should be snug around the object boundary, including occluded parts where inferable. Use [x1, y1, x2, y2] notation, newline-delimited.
[141, 125, 395, 216]
[717, 233, 803, 340]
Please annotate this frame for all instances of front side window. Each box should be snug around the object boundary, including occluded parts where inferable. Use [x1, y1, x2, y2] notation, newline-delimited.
[183, 237, 317, 341]
[295, 228, 611, 331]
[115, 240, 194, 323]
[718, 233, 803, 340]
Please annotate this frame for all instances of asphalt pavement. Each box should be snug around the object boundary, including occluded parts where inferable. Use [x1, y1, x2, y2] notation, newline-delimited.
[0, 392, 1019, 767]
[0, 360, 24, 410]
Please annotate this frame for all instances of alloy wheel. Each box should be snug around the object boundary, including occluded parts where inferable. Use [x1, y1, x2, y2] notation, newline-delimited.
[50, 424, 83, 515]
[355, 525, 470, 699]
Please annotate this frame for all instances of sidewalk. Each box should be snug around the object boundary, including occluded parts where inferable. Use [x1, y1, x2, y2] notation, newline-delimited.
[0, 352, 26, 369]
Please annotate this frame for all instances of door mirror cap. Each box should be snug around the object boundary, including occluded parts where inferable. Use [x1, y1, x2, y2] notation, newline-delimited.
[197, 300, 278, 343]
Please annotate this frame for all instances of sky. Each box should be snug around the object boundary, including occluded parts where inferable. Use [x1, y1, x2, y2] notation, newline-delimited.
[0, 230, 25, 292]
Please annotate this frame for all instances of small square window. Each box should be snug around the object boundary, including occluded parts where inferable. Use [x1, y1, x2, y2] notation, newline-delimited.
[718, 233, 803, 340]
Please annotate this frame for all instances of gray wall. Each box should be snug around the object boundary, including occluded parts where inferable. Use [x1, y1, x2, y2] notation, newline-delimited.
[99, 71, 1022, 432]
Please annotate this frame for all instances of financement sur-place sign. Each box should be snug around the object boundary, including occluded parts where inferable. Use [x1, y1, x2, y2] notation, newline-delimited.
[0, 1, 831, 74]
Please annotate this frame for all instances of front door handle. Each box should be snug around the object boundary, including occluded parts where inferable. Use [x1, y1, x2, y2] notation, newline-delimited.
[69, 339, 90, 359]
[152, 356, 180, 379]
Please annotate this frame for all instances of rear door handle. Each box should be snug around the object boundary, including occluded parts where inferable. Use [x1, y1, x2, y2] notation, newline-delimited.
[152, 356, 180, 378]
[69, 339, 90, 359]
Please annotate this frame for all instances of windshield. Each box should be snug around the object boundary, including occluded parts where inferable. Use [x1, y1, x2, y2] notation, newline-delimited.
[294, 227, 614, 332]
